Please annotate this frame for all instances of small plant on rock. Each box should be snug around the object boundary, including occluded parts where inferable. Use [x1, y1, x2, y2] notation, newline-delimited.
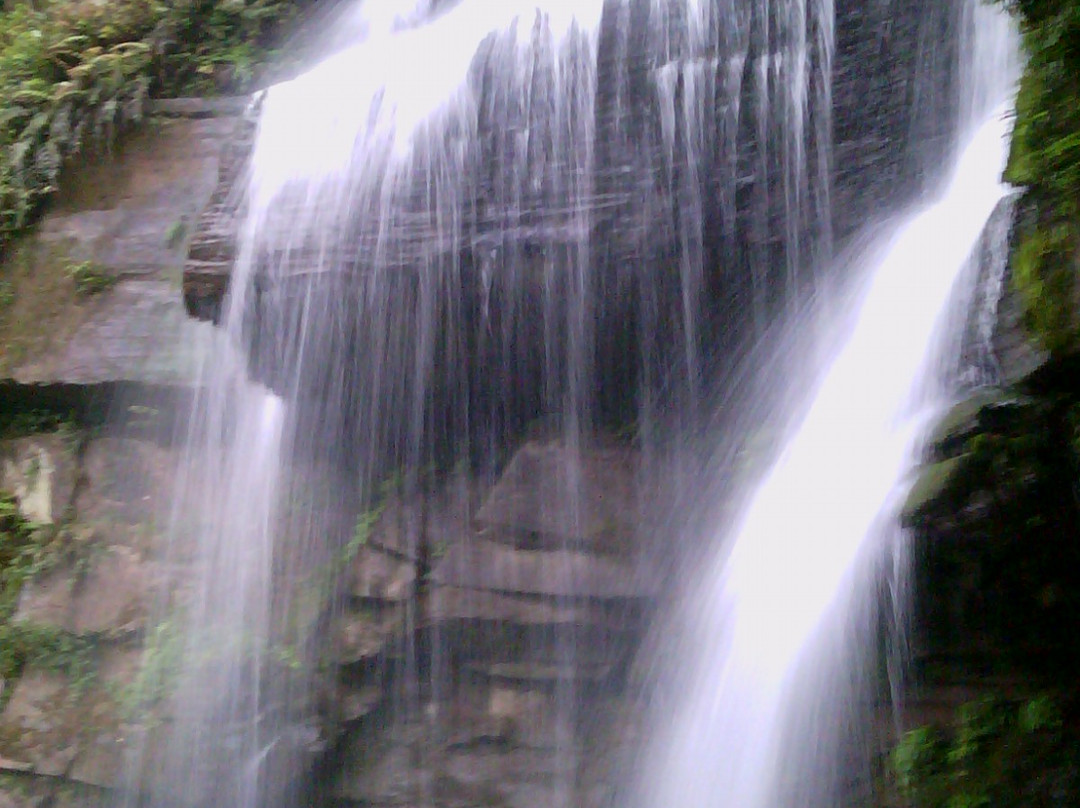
[65, 259, 114, 294]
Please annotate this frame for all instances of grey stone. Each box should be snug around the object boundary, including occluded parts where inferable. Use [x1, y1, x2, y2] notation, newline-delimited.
[0, 116, 236, 387]
[349, 545, 416, 602]
[0, 434, 78, 525]
[0, 649, 140, 788]
[13, 281, 216, 387]
[148, 97, 252, 118]
[16, 545, 153, 636]
[428, 586, 644, 631]
[73, 437, 186, 557]
[336, 605, 405, 664]
[339, 686, 384, 724]
[470, 661, 613, 684]
[0, 670, 79, 777]
[475, 441, 639, 552]
[364, 474, 478, 562]
[331, 741, 436, 805]
[366, 497, 426, 561]
[430, 537, 658, 599]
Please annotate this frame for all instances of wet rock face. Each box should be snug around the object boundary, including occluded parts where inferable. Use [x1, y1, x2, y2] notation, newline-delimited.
[182, 0, 976, 453]
[0, 435, 78, 526]
[906, 391, 1080, 680]
[473, 442, 639, 554]
[0, 426, 188, 806]
[320, 438, 655, 807]
[0, 101, 242, 388]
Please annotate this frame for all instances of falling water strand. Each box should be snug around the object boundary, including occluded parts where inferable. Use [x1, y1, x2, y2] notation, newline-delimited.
[125, 0, 880, 806]
[632, 54, 1014, 808]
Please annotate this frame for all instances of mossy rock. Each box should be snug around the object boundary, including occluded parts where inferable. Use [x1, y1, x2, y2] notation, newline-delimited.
[923, 389, 1023, 461]
[901, 455, 968, 525]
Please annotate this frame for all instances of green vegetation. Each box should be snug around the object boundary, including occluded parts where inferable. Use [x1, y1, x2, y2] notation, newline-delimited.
[0, 0, 309, 256]
[65, 258, 114, 294]
[0, 493, 96, 702]
[115, 615, 182, 720]
[163, 217, 187, 248]
[888, 695, 1080, 807]
[0, 492, 43, 621]
[0, 408, 76, 439]
[995, 0, 1080, 351]
[0, 621, 96, 696]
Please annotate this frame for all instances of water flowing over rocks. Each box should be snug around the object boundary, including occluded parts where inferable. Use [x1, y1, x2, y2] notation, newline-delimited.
[0, 1, 1054, 807]
[182, 0, 981, 427]
[323, 438, 654, 807]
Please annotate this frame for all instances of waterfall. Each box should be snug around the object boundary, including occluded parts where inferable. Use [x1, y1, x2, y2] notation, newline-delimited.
[119, 0, 1014, 806]
[630, 9, 1018, 808]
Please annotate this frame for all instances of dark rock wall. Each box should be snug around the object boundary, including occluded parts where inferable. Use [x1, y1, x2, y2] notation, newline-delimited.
[190, 0, 979, 479]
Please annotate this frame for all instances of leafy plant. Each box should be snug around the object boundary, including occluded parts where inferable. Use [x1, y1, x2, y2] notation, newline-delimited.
[888, 695, 1079, 808]
[0, 492, 45, 620]
[0, 621, 96, 696]
[992, 0, 1080, 351]
[65, 259, 114, 294]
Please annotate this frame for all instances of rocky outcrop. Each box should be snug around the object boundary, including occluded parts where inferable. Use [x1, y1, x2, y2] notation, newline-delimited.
[0, 430, 182, 804]
[326, 439, 653, 808]
[904, 385, 1080, 681]
[0, 99, 246, 389]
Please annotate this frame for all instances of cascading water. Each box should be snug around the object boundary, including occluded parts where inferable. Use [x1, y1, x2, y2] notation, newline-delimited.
[630, 7, 1018, 808]
[120, 0, 1012, 806]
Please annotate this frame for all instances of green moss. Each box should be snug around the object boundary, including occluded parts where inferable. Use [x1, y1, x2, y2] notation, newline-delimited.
[114, 615, 183, 720]
[1012, 219, 1078, 352]
[0, 621, 97, 696]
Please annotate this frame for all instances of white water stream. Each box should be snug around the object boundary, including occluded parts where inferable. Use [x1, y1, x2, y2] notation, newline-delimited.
[633, 18, 1017, 806]
[118, 2, 1019, 807]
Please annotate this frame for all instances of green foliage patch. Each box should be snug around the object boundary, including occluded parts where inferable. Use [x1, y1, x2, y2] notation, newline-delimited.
[0, 493, 97, 703]
[889, 695, 1080, 807]
[995, 0, 1080, 351]
[0, 492, 44, 622]
[0, 0, 306, 257]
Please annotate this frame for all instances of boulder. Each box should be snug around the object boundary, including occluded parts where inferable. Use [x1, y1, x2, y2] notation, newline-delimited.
[74, 437, 183, 554]
[0, 648, 140, 786]
[336, 605, 406, 665]
[338, 685, 384, 725]
[365, 497, 425, 561]
[365, 474, 478, 561]
[900, 455, 968, 526]
[0, 113, 238, 387]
